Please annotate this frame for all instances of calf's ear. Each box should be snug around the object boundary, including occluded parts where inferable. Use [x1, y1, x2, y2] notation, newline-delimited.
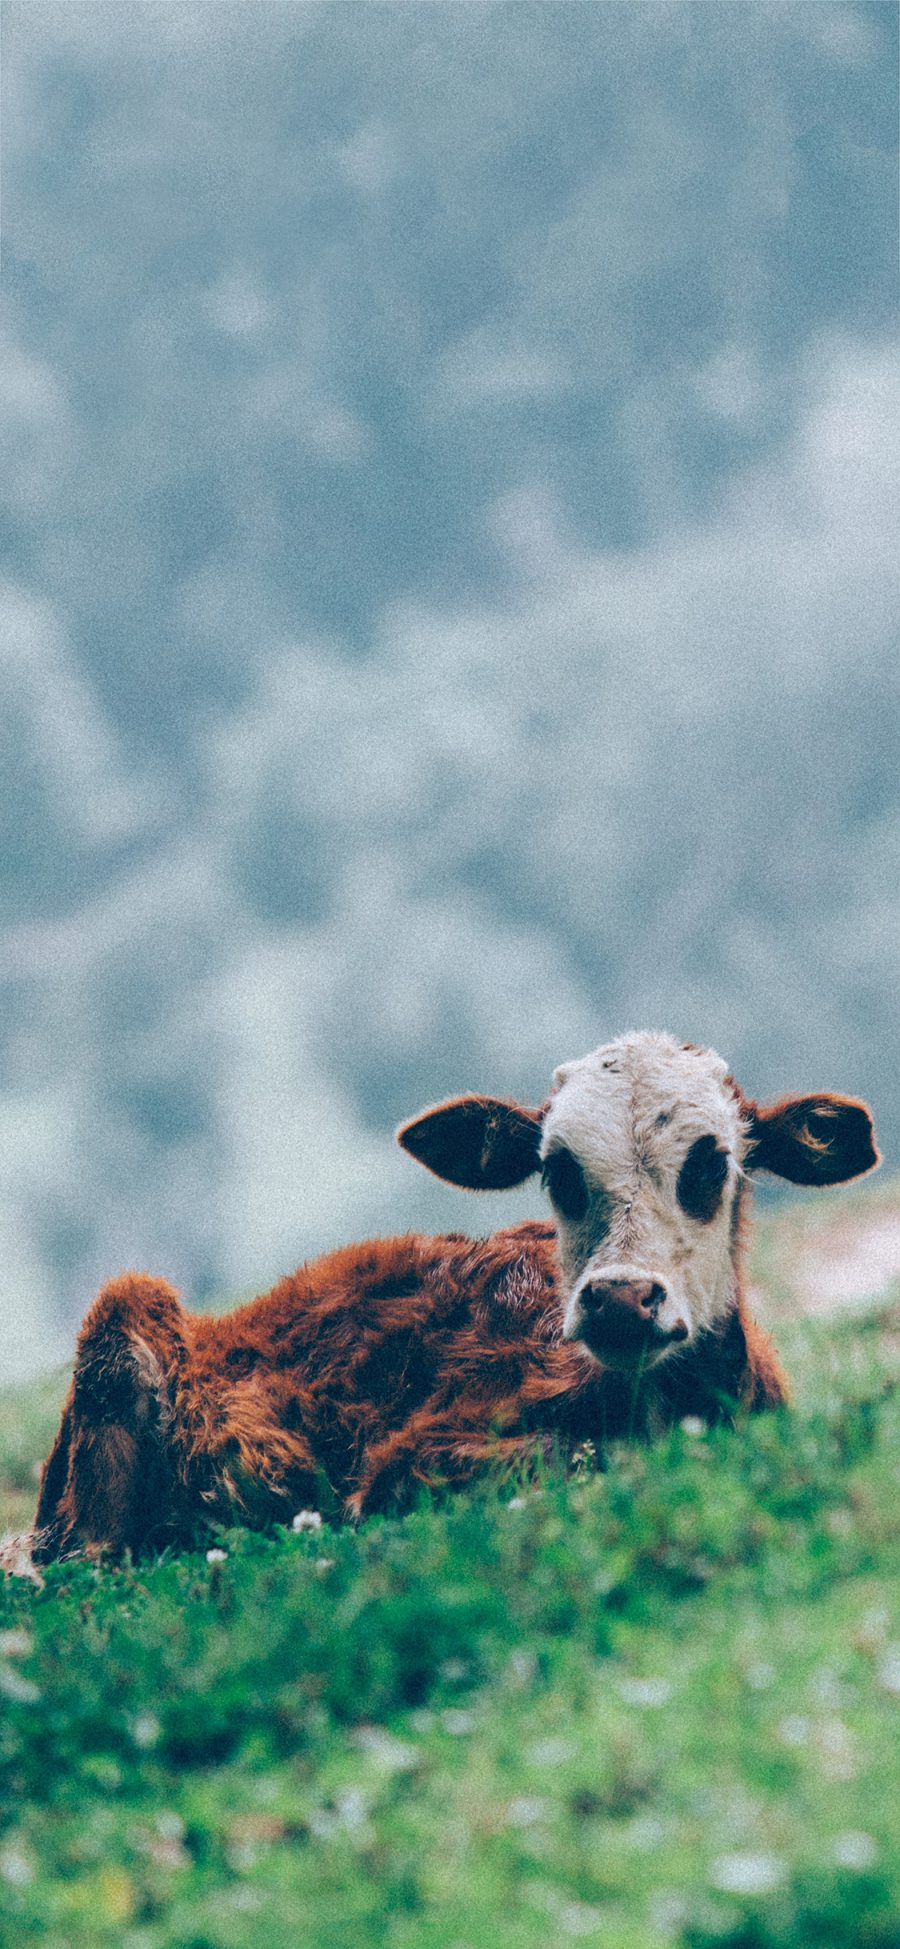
[745, 1092, 879, 1186]
[397, 1093, 544, 1189]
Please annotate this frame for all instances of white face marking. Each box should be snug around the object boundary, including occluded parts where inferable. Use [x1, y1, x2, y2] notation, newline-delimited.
[540, 1032, 749, 1368]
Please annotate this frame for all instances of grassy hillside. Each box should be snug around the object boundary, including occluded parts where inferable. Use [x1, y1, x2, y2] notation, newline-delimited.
[1, 1192, 899, 1949]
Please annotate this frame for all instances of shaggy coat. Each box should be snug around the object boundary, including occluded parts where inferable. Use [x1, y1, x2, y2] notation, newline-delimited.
[29, 1034, 878, 1562]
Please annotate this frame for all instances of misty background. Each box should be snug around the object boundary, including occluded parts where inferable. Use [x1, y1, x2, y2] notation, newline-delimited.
[2, 1, 898, 1381]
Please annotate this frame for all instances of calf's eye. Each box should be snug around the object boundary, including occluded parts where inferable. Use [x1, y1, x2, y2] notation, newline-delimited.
[677, 1134, 730, 1223]
[541, 1146, 589, 1222]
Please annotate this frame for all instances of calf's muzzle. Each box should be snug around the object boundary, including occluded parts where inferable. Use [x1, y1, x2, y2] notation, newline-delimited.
[576, 1277, 688, 1367]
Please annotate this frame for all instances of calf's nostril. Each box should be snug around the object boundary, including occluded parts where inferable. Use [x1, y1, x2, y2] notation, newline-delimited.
[580, 1278, 663, 1318]
[611, 1278, 657, 1315]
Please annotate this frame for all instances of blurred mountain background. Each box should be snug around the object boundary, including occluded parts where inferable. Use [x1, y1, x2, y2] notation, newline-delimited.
[2, 1, 898, 1379]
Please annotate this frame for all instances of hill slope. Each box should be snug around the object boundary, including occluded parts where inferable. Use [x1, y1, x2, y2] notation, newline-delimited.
[1, 1189, 899, 1949]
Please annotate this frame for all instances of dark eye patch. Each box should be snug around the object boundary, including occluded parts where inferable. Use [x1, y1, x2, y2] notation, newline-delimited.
[541, 1145, 589, 1223]
[677, 1134, 730, 1223]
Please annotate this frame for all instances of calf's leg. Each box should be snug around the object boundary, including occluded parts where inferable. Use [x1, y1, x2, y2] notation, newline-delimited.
[348, 1407, 556, 1520]
[33, 1275, 186, 1562]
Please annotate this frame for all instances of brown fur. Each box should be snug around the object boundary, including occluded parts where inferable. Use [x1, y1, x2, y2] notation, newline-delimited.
[31, 1197, 787, 1563]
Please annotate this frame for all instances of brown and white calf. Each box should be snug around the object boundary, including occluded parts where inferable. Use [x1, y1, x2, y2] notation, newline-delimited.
[29, 1032, 878, 1561]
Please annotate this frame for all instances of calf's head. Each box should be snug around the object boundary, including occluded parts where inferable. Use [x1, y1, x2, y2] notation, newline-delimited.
[398, 1031, 878, 1373]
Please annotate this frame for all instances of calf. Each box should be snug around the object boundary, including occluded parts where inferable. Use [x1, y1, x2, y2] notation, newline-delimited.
[30, 1032, 877, 1561]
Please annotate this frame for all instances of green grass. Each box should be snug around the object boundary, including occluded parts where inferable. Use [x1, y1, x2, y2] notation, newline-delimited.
[0, 1368, 70, 1538]
[2, 1220, 900, 1947]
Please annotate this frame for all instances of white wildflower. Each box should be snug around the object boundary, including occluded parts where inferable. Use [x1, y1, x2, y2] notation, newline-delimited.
[132, 1712, 161, 1749]
[558, 1898, 605, 1936]
[0, 1630, 32, 1658]
[353, 1726, 418, 1771]
[227, 1886, 262, 1911]
[0, 1841, 34, 1887]
[809, 1665, 844, 1707]
[0, 1666, 39, 1704]
[206, 1547, 227, 1564]
[778, 1715, 810, 1746]
[648, 1890, 689, 1933]
[816, 1716, 856, 1780]
[505, 1797, 549, 1828]
[833, 1831, 878, 1871]
[292, 1509, 323, 1532]
[876, 1646, 900, 1695]
[680, 1416, 707, 1437]
[745, 1661, 776, 1690]
[442, 1708, 475, 1735]
[149, 1834, 188, 1870]
[527, 1883, 605, 1937]
[623, 1814, 665, 1851]
[710, 1852, 786, 1896]
[854, 1605, 888, 1652]
[334, 1786, 368, 1831]
[618, 1676, 671, 1708]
